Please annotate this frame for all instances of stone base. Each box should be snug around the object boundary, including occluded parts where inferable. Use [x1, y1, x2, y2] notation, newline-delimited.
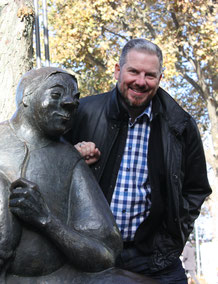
[6, 265, 158, 283]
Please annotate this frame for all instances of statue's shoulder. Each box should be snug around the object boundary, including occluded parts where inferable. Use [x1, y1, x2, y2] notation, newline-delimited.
[0, 120, 27, 182]
[0, 120, 23, 145]
[49, 138, 83, 167]
[0, 120, 11, 134]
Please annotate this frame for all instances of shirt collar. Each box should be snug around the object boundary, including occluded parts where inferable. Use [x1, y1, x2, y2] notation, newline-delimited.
[129, 101, 153, 126]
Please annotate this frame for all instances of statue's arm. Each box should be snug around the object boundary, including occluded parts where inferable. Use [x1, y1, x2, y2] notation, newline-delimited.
[0, 173, 21, 276]
[9, 159, 122, 272]
[67, 158, 123, 263]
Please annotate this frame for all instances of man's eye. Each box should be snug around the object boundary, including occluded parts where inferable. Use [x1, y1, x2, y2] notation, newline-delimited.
[146, 74, 156, 78]
[51, 93, 61, 99]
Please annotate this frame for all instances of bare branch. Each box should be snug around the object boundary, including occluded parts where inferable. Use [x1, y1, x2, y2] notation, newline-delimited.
[103, 27, 128, 41]
[170, 11, 180, 30]
[85, 53, 107, 72]
[175, 63, 206, 99]
[144, 22, 156, 39]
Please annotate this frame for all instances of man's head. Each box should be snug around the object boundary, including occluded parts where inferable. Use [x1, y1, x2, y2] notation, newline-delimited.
[15, 67, 80, 137]
[115, 38, 163, 112]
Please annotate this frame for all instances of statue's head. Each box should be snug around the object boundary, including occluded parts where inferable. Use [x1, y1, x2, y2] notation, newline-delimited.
[15, 67, 80, 137]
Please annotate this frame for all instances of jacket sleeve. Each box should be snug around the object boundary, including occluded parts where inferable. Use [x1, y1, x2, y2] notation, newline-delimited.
[180, 117, 211, 240]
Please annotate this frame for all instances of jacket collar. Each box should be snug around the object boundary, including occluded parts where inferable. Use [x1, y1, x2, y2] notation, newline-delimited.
[154, 87, 191, 135]
[106, 86, 129, 122]
[107, 86, 190, 135]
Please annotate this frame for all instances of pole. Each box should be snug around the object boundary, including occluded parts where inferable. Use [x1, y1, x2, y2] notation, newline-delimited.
[195, 222, 201, 277]
[42, 0, 50, 66]
[34, 0, 41, 68]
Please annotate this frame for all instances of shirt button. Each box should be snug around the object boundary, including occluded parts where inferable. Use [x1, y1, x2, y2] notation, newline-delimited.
[124, 188, 128, 192]
[122, 209, 126, 213]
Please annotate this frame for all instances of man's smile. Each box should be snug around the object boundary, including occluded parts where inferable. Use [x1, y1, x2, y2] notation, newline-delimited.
[129, 86, 150, 95]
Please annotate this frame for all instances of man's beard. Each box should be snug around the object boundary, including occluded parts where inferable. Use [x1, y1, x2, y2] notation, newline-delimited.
[120, 90, 152, 110]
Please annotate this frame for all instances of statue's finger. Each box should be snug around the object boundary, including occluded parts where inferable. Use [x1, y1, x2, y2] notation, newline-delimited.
[9, 197, 25, 207]
[10, 177, 38, 191]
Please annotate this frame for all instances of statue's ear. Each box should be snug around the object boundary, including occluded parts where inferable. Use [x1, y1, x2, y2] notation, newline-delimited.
[22, 89, 31, 107]
[22, 95, 28, 107]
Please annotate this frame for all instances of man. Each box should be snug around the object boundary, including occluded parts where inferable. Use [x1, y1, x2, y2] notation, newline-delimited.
[65, 39, 211, 283]
[0, 67, 155, 283]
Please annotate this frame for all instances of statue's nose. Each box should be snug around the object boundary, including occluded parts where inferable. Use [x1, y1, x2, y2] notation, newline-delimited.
[61, 96, 79, 110]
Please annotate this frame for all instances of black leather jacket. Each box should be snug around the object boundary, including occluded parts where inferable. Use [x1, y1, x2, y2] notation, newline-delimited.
[65, 87, 211, 272]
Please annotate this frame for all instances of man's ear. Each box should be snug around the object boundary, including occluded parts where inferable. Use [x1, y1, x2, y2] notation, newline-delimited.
[158, 73, 162, 86]
[159, 73, 162, 81]
[114, 63, 120, 80]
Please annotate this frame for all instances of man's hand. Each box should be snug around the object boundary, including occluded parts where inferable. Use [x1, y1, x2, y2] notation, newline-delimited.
[74, 141, 101, 165]
[9, 178, 51, 228]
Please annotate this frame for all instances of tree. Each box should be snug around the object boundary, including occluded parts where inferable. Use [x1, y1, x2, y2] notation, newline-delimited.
[48, 0, 217, 132]
[0, 0, 34, 122]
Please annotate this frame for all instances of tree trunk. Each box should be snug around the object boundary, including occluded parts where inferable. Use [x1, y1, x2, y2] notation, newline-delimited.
[0, 0, 34, 122]
[207, 98, 218, 169]
[205, 97, 218, 252]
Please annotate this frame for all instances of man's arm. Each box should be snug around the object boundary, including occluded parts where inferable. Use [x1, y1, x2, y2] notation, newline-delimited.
[181, 118, 211, 239]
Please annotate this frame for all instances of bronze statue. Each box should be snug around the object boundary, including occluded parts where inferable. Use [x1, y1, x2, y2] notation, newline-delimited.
[0, 67, 157, 283]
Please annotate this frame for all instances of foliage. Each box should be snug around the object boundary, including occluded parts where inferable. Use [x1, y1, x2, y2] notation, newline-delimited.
[47, 0, 217, 130]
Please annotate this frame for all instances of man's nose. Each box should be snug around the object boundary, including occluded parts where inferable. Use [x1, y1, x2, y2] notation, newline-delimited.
[135, 74, 146, 86]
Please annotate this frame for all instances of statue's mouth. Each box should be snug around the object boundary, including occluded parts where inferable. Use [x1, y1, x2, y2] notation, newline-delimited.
[56, 113, 71, 120]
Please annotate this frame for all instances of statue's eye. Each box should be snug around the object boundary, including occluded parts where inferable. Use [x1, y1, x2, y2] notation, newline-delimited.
[51, 92, 61, 99]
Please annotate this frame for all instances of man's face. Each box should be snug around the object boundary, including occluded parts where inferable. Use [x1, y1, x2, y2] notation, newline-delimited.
[114, 50, 162, 109]
[30, 73, 79, 137]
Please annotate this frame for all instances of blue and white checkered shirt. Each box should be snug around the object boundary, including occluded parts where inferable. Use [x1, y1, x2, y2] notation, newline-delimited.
[110, 102, 152, 241]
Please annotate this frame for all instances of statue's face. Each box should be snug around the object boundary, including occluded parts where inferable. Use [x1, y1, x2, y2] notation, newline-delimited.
[30, 73, 79, 137]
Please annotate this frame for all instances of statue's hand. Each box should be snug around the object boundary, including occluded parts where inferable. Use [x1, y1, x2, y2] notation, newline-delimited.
[9, 178, 51, 228]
